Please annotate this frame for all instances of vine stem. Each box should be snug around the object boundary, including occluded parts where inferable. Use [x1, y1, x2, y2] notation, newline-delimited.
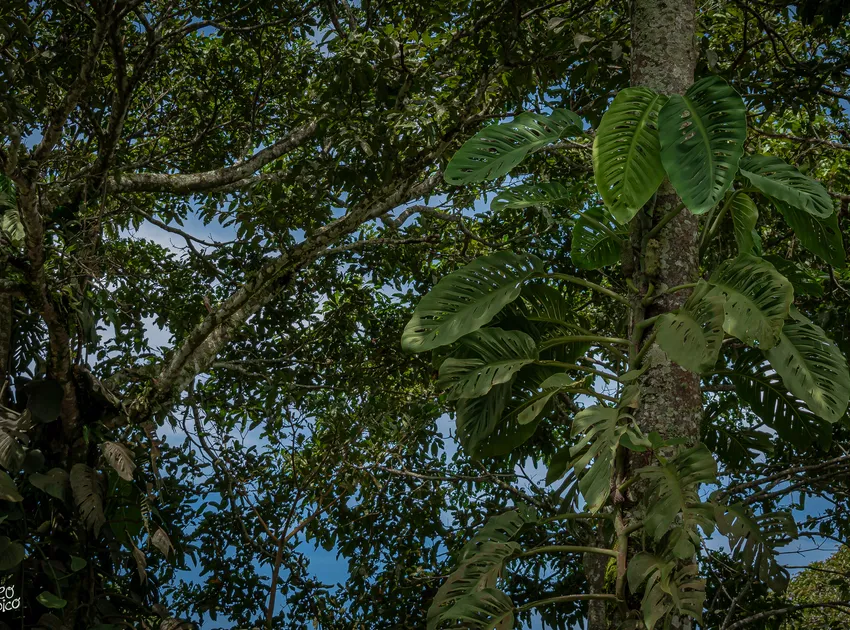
[516, 593, 620, 614]
[645, 202, 686, 240]
[518, 545, 619, 560]
[543, 512, 614, 524]
[538, 335, 631, 350]
[544, 273, 631, 306]
[536, 360, 621, 382]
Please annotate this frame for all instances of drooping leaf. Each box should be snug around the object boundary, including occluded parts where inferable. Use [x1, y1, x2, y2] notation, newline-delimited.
[490, 182, 572, 212]
[402, 252, 544, 352]
[151, 527, 174, 558]
[0, 536, 25, 570]
[764, 308, 850, 423]
[702, 417, 773, 470]
[431, 588, 514, 630]
[636, 445, 718, 557]
[776, 202, 845, 268]
[455, 382, 512, 457]
[715, 504, 797, 591]
[515, 373, 575, 425]
[437, 329, 538, 400]
[656, 281, 725, 373]
[763, 255, 824, 297]
[708, 253, 793, 349]
[445, 109, 582, 185]
[0, 427, 25, 472]
[659, 76, 747, 214]
[729, 192, 760, 254]
[729, 352, 832, 449]
[100, 441, 136, 482]
[593, 87, 668, 223]
[0, 470, 23, 502]
[29, 468, 69, 501]
[70, 464, 105, 535]
[460, 506, 538, 559]
[628, 554, 705, 630]
[570, 207, 625, 270]
[739, 154, 834, 218]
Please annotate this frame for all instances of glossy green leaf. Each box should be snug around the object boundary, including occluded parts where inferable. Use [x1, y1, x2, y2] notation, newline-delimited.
[708, 253, 793, 349]
[570, 207, 625, 270]
[455, 383, 512, 457]
[765, 308, 850, 423]
[659, 76, 747, 214]
[593, 87, 668, 223]
[729, 192, 760, 254]
[431, 588, 514, 630]
[402, 252, 544, 353]
[739, 154, 834, 218]
[37, 591, 67, 609]
[437, 329, 538, 400]
[490, 182, 572, 212]
[628, 554, 705, 630]
[776, 202, 844, 268]
[656, 281, 725, 373]
[445, 110, 582, 185]
[763, 255, 824, 297]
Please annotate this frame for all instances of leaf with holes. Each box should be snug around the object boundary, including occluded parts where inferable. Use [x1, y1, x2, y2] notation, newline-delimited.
[445, 110, 582, 185]
[777, 202, 844, 268]
[636, 445, 717, 557]
[402, 252, 544, 353]
[593, 88, 668, 223]
[571, 207, 626, 269]
[729, 352, 832, 449]
[659, 76, 747, 214]
[438, 329, 538, 400]
[490, 182, 573, 212]
[715, 504, 797, 591]
[70, 464, 105, 535]
[431, 588, 514, 630]
[730, 192, 760, 254]
[707, 253, 793, 349]
[657, 281, 725, 373]
[739, 154, 834, 218]
[101, 441, 136, 482]
[765, 308, 850, 423]
[455, 382, 512, 457]
[628, 555, 705, 630]
[763, 255, 824, 297]
[702, 419, 773, 470]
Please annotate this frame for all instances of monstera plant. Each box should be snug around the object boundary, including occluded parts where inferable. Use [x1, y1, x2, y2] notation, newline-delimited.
[403, 76, 850, 629]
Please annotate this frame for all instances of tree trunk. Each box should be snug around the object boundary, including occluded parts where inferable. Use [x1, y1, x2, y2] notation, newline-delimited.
[625, 2, 700, 630]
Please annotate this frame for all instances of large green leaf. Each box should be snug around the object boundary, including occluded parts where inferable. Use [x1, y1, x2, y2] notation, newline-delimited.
[28, 468, 69, 501]
[402, 252, 544, 352]
[656, 281, 725, 373]
[570, 207, 625, 270]
[437, 329, 538, 400]
[763, 255, 824, 297]
[764, 308, 850, 423]
[707, 253, 793, 349]
[702, 416, 773, 470]
[455, 382, 512, 456]
[431, 588, 514, 630]
[715, 504, 797, 592]
[0, 536, 25, 570]
[636, 445, 718, 558]
[0, 427, 24, 472]
[490, 182, 572, 212]
[628, 554, 705, 630]
[659, 76, 747, 214]
[739, 154, 834, 218]
[460, 506, 538, 559]
[0, 470, 22, 502]
[445, 110, 582, 185]
[728, 353, 832, 449]
[729, 192, 760, 254]
[593, 87, 668, 223]
[70, 464, 105, 535]
[514, 373, 575, 425]
[776, 202, 845, 268]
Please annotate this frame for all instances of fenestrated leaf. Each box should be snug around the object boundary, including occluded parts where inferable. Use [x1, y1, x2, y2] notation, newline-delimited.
[29, 468, 69, 501]
[728, 352, 832, 449]
[707, 253, 793, 349]
[460, 506, 538, 559]
[739, 154, 834, 218]
[659, 76, 747, 214]
[763, 255, 824, 297]
[431, 588, 514, 630]
[0, 535, 25, 570]
[628, 554, 705, 630]
[715, 504, 797, 591]
[100, 441, 137, 482]
[490, 182, 572, 212]
[764, 308, 850, 423]
[515, 373, 575, 425]
[593, 87, 668, 223]
[636, 445, 717, 557]
[776, 201, 844, 268]
[0, 470, 22, 502]
[455, 382, 512, 457]
[437, 329, 538, 400]
[0, 427, 24, 472]
[402, 252, 544, 352]
[570, 207, 626, 270]
[656, 281, 725, 373]
[70, 464, 105, 535]
[702, 418, 773, 470]
[729, 192, 760, 254]
[445, 109, 582, 185]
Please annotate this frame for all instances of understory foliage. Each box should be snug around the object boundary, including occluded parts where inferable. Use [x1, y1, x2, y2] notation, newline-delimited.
[404, 74, 850, 628]
[2, 1, 850, 629]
